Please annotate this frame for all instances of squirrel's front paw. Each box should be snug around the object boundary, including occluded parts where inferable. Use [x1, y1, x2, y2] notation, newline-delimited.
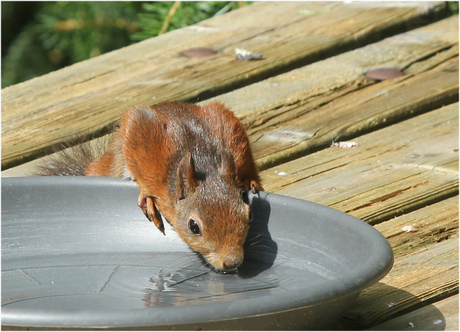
[137, 193, 165, 235]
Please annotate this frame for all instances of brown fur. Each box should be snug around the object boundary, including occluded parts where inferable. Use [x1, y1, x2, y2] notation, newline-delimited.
[36, 136, 113, 176]
[61, 101, 262, 271]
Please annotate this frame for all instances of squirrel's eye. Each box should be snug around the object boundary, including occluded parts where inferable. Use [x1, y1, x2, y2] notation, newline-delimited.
[188, 219, 201, 236]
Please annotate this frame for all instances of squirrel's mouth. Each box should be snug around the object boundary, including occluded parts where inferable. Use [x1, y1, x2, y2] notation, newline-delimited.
[213, 267, 239, 275]
[203, 250, 244, 273]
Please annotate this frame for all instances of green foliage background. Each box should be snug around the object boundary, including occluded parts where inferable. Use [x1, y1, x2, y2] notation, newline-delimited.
[1, 1, 247, 88]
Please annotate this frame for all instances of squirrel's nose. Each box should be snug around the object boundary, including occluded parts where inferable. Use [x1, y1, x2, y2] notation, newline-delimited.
[222, 261, 240, 271]
[221, 253, 243, 271]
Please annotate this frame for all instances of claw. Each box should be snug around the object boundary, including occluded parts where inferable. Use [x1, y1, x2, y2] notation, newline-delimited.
[137, 193, 165, 235]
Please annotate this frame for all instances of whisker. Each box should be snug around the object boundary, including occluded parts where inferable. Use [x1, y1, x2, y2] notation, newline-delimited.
[247, 239, 264, 247]
[247, 233, 263, 242]
[250, 232, 263, 239]
[248, 243, 273, 250]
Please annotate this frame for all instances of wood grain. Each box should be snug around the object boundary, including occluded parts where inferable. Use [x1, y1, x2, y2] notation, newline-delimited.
[367, 294, 459, 331]
[374, 196, 458, 257]
[339, 195, 458, 330]
[334, 238, 458, 329]
[259, 102, 459, 329]
[3, 16, 458, 177]
[261, 103, 458, 224]
[215, 16, 458, 129]
[1, 2, 448, 169]
[220, 16, 459, 169]
[251, 56, 458, 169]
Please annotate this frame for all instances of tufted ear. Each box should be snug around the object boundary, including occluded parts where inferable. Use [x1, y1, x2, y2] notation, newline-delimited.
[244, 179, 260, 194]
[219, 149, 236, 183]
[176, 152, 198, 201]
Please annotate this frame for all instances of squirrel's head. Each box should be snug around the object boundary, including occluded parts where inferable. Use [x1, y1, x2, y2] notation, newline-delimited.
[172, 151, 252, 272]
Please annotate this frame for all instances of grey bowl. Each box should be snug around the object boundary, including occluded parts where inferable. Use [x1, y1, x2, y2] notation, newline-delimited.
[2, 177, 393, 330]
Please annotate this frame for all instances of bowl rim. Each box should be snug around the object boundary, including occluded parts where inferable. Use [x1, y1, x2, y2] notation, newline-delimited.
[1, 176, 394, 328]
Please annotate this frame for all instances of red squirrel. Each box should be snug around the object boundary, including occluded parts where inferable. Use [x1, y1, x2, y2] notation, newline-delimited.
[39, 101, 263, 271]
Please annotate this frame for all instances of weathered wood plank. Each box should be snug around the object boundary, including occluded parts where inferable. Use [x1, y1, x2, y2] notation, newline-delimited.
[346, 196, 458, 330]
[333, 237, 458, 329]
[207, 16, 459, 170]
[237, 36, 458, 169]
[3, 16, 458, 177]
[254, 54, 458, 168]
[250, 55, 458, 170]
[355, 196, 458, 330]
[256, 101, 459, 329]
[1, 2, 449, 169]
[261, 103, 459, 224]
[221, 20, 458, 131]
[1, 157, 45, 177]
[338, 196, 458, 329]
[374, 196, 458, 257]
[367, 294, 459, 331]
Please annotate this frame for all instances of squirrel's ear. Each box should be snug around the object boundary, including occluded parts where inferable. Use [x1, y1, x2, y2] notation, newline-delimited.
[176, 152, 197, 200]
[219, 150, 236, 182]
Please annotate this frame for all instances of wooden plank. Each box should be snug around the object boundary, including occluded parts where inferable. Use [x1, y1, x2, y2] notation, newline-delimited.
[374, 196, 459, 257]
[336, 196, 458, 329]
[261, 103, 459, 224]
[3, 16, 458, 177]
[367, 294, 459, 331]
[1, 2, 449, 169]
[1, 157, 45, 177]
[342, 196, 458, 330]
[333, 238, 458, 329]
[252, 56, 458, 170]
[209, 16, 459, 170]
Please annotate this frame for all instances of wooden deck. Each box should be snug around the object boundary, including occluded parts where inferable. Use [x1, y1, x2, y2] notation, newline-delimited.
[2, 2, 458, 330]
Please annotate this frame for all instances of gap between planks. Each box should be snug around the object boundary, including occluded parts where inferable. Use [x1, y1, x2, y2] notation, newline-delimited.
[367, 293, 459, 331]
[1, 2, 450, 169]
[209, 16, 459, 170]
[374, 196, 459, 257]
[2, 16, 459, 178]
[261, 102, 458, 224]
[333, 236, 458, 329]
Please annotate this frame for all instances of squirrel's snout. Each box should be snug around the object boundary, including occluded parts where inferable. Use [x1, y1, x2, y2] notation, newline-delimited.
[222, 259, 241, 271]
[213, 249, 244, 271]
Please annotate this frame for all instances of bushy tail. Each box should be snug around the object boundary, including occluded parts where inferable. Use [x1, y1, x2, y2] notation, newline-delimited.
[35, 135, 112, 176]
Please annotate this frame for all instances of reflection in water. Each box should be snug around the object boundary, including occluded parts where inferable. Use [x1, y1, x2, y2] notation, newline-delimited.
[141, 193, 279, 308]
[141, 266, 278, 308]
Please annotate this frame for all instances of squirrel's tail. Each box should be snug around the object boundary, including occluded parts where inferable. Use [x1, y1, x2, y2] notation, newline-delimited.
[35, 135, 112, 176]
